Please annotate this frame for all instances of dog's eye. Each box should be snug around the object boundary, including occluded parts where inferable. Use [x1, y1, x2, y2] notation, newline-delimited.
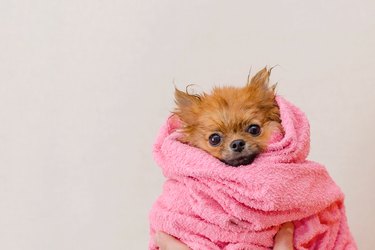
[209, 133, 222, 146]
[247, 124, 261, 136]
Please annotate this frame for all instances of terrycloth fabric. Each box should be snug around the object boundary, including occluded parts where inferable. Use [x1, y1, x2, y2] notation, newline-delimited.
[149, 96, 356, 250]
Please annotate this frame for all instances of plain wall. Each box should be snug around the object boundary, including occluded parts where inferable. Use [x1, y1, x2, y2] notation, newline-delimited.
[1, 0, 374, 249]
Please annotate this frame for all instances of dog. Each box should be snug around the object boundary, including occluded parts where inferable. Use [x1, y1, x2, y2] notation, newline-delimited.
[173, 67, 282, 167]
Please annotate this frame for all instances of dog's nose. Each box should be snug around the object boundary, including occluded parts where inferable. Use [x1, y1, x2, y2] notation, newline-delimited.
[230, 139, 246, 152]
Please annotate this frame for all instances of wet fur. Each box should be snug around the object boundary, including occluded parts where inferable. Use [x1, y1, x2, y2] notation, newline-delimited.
[174, 67, 282, 166]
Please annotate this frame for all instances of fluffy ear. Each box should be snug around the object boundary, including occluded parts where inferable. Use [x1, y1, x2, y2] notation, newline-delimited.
[174, 88, 200, 108]
[247, 67, 277, 94]
[248, 67, 270, 88]
[174, 88, 201, 125]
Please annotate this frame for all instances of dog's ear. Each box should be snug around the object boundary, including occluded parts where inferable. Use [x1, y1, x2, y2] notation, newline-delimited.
[174, 88, 201, 124]
[247, 67, 278, 94]
[174, 88, 201, 109]
[248, 67, 270, 89]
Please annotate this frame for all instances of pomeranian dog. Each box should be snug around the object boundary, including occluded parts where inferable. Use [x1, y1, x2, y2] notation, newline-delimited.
[173, 67, 282, 167]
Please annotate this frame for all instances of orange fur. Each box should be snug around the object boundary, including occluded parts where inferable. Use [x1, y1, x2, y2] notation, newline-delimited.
[174, 67, 282, 167]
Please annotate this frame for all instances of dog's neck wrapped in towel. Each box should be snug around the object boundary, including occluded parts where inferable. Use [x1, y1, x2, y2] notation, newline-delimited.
[149, 96, 356, 250]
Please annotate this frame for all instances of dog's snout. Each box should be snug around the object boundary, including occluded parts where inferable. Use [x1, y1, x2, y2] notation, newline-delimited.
[230, 139, 245, 152]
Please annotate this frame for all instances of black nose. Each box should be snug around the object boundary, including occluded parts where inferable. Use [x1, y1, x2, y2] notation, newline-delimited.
[230, 139, 246, 152]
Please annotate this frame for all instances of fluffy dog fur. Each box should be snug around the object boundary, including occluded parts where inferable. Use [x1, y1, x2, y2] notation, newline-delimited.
[173, 67, 282, 166]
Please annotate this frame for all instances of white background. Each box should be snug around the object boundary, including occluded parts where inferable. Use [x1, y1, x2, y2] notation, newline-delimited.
[1, 0, 374, 249]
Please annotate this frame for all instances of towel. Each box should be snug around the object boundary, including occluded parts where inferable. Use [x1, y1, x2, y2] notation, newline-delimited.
[149, 96, 356, 250]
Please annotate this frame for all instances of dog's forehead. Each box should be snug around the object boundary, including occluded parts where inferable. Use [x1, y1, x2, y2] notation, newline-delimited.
[198, 107, 261, 133]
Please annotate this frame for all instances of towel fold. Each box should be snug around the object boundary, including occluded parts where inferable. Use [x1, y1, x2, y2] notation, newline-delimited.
[149, 96, 356, 249]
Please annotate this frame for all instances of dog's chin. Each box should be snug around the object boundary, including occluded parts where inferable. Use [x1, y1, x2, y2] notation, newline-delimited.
[221, 154, 258, 167]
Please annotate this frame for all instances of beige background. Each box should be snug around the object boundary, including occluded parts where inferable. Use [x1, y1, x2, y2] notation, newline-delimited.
[1, 0, 374, 249]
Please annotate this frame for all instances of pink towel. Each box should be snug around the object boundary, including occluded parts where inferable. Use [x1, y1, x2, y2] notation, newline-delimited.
[149, 96, 356, 250]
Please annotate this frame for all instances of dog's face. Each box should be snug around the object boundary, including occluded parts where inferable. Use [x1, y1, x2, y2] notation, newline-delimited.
[174, 68, 282, 167]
